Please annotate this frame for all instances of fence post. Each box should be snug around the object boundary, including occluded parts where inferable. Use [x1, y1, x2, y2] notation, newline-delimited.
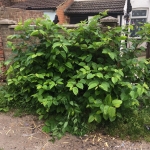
[146, 42, 150, 59]
[100, 16, 118, 28]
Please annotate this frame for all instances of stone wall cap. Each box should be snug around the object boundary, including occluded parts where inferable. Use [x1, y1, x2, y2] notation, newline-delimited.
[0, 19, 17, 25]
[8, 25, 17, 29]
[63, 24, 78, 29]
[101, 16, 118, 23]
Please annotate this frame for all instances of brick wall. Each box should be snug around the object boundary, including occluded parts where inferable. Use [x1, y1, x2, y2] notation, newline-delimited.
[0, 7, 43, 23]
[0, 7, 43, 59]
[0, 36, 5, 80]
[57, 0, 74, 24]
[11, 0, 26, 2]
[0, 0, 27, 7]
[11, 0, 27, 5]
[0, 0, 11, 7]
[0, 7, 43, 80]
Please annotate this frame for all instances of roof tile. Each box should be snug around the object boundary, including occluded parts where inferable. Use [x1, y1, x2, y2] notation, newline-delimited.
[65, 0, 126, 14]
[11, 0, 65, 10]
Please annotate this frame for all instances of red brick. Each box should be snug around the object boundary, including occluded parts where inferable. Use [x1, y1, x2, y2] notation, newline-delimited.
[57, 0, 74, 24]
[0, 58, 4, 61]
[0, 51, 3, 54]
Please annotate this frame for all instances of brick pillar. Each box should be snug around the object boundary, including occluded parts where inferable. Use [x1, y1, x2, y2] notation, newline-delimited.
[0, 36, 5, 81]
[0, 19, 17, 81]
[56, 0, 74, 24]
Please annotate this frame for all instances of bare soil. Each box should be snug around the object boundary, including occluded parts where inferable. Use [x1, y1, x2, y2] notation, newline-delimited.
[0, 112, 150, 150]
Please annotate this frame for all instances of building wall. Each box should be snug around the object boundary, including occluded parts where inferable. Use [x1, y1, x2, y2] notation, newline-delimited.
[123, 0, 150, 25]
[0, 0, 11, 7]
[131, 0, 150, 22]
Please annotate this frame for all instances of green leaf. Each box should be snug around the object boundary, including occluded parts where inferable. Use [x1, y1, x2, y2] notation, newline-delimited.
[30, 30, 39, 36]
[102, 48, 109, 54]
[60, 51, 66, 59]
[52, 42, 62, 49]
[104, 94, 112, 105]
[88, 114, 95, 123]
[43, 85, 48, 90]
[130, 91, 138, 99]
[85, 54, 92, 62]
[88, 80, 99, 90]
[49, 81, 55, 89]
[99, 82, 110, 91]
[108, 106, 116, 118]
[102, 49, 117, 60]
[37, 84, 42, 90]
[109, 116, 116, 122]
[31, 52, 44, 58]
[66, 80, 76, 90]
[35, 73, 44, 79]
[92, 62, 98, 70]
[87, 73, 95, 79]
[42, 125, 51, 133]
[47, 100, 53, 108]
[63, 122, 68, 128]
[104, 105, 109, 115]
[81, 44, 87, 49]
[137, 87, 145, 96]
[118, 70, 124, 76]
[120, 92, 129, 101]
[80, 79, 86, 84]
[108, 52, 117, 60]
[84, 66, 90, 71]
[59, 66, 65, 73]
[111, 77, 118, 84]
[96, 73, 103, 78]
[73, 87, 78, 95]
[65, 62, 73, 69]
[78, 62, 86, 66]
[76, 82, 83, 89]
[89, 96, 95, 103]
[62, 45, 68, 53]
[112, 100, 122, 108]
[103, 114, 109, 120]
[39, 30, 46, 35]
[95, 114, 101, 123]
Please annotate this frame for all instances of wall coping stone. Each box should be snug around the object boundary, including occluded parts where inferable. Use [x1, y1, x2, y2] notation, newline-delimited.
[101, 16, 118, 23]
[9, 25, 17, 29]
[62, 24, 78, 29]
[0, 19, 17, 25]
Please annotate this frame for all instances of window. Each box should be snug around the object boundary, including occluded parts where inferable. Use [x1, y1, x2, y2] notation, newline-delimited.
[130, 9, 148, 37]
[43, 10, 56, 21]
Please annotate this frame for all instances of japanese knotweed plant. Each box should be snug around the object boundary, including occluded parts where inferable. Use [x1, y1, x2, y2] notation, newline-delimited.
[5, 14, 150, 139]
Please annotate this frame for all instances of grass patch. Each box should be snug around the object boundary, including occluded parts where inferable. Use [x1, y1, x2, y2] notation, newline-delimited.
[0, 83, 9, 112]
[104, 107, 150, 142]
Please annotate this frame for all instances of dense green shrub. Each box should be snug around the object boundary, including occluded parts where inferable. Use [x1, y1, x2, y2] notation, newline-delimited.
[5, 14, 150, 139]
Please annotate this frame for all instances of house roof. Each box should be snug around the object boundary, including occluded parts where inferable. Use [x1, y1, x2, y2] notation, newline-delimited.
[10, 0, 65, 10]
[65, 0, 126, 15]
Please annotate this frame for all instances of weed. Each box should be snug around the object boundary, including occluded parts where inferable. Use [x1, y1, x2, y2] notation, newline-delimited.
[0, 84, 9, 112]
[105, 106, 150, 141]
[4, 14, 150, 140]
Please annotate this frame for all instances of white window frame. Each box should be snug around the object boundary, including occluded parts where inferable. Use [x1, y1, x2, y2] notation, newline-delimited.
[130, 8, 148, 37]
